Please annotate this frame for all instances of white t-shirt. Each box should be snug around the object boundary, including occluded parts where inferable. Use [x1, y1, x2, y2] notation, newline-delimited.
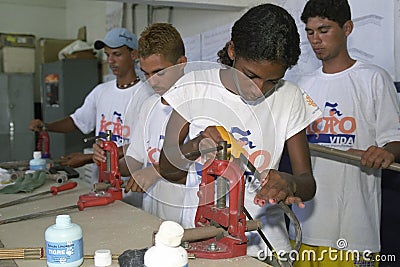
[70, 79, 153, 206]
[163, 68, 321, 256]
[70, 79, 153, 147]
[289, 61, 400, 252]
[126, 94, 185, 222]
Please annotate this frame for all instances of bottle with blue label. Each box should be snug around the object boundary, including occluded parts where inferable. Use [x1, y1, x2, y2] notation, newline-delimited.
[144, 221, 188, 267]
[45, 214, 83, 267]
[29, 151, 46, 171]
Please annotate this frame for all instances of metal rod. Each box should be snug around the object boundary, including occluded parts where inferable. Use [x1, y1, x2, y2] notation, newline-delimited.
[239, 153, 301, 266]
[105, 130, 112, 172]
[83, 132, 107, 143]
[0, 205, 78, 225]
[243, 207, 274, 253]
[0, 159, 66, 169]
[0, 191, 50, 209]
[181, 144, 232, 159]
[309, 143, 400, 172]
[216, 141, 227, 209]
[83, 254, 120, 260]
[0, 247, 43, 260]
[239, 153, 279, 255]
[0, 182, 77, 209]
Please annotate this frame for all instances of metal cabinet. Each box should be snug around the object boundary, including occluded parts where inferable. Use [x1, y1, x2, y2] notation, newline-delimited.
[41, 59, 99, 159]
[0, 74, 35, 161]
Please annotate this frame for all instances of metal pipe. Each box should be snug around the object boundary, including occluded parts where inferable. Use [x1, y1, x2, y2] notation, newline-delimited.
[106, 130, 112, 172]
[180, 219, 262, 243]
[309, 143, 400, 172]
[121, 2, 127, 28]
[147, 5, 153, 25]
[131, 4, 137, 34]
[168, 6, 173, 23]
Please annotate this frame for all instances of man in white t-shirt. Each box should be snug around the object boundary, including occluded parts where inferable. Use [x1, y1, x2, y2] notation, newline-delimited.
[29, 28, 153, 169]
[93, 23, 187, 222]
[289, 1, 400, 266]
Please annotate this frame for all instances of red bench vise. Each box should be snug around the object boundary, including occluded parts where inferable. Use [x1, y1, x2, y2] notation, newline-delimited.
[79, 130, 123, 203]
[186, 141, 248, 259]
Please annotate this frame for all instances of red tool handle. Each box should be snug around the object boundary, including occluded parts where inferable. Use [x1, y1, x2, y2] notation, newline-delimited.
[50, 181, 78, 195]
[77, 197, 115, 211]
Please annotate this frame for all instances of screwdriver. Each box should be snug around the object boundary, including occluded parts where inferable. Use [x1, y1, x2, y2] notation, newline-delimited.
[0, 181, 78, 209]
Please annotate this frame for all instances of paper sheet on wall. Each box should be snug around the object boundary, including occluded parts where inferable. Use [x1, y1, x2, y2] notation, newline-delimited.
[201, 23, 233, 62]
[183, 34, 201, 62]
[349, 0, 395, 79]
[106, 2, 123, 32]
[278, 0, 396, 83]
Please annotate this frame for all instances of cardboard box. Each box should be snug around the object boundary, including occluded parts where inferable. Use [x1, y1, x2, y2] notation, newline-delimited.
[0, 46, 35, 73]
[64, 49, 96, 60]
[37, 38, 76, 64]
[0, 33, 35, 48]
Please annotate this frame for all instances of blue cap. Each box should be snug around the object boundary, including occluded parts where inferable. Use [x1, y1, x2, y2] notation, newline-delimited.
[94, 27, 138, 50]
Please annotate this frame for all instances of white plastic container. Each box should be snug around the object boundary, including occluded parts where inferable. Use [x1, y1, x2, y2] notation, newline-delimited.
[144, 221, 188, 267]
[29, 151, 46, 171]
[94, 249, 112, 267]
[45, 215, 84, 267]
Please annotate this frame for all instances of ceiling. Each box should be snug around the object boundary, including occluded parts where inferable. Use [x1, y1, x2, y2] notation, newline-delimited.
[0, 0, 66, 8]
[95, 0, 252, 11]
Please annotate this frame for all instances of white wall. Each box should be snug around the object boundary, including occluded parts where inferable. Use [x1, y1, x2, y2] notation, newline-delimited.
[0, 0, 262, 48]
[0, 0, 114, 43]
[0, 0, 67, 39]
[65, 0, 109, 42]
[135, 5, 246, 38]
[0, 0, 398, 81]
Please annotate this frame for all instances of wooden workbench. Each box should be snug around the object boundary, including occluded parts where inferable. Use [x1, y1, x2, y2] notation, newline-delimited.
[0, 178, 267, 267]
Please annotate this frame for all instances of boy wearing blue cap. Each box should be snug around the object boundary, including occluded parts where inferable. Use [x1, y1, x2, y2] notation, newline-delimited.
[29, 28, 153, 169]
[93, 23, 188, 221]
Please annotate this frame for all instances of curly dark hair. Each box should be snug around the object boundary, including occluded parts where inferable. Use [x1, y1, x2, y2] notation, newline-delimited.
[139, 23, 185, 63]
[301, 0, 351, 27]
[218, 4, 300, 70]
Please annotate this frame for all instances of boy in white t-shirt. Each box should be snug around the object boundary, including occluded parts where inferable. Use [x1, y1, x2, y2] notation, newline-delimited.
[29, 28, 153, 168]
[289, 1, 400, 266]
[94, 23, 188, 222]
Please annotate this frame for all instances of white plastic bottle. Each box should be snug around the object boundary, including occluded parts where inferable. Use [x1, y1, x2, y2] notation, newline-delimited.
[29, 151, 46, 171]
[144, 221, 188, 267]
[45, 214, 84, 267]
